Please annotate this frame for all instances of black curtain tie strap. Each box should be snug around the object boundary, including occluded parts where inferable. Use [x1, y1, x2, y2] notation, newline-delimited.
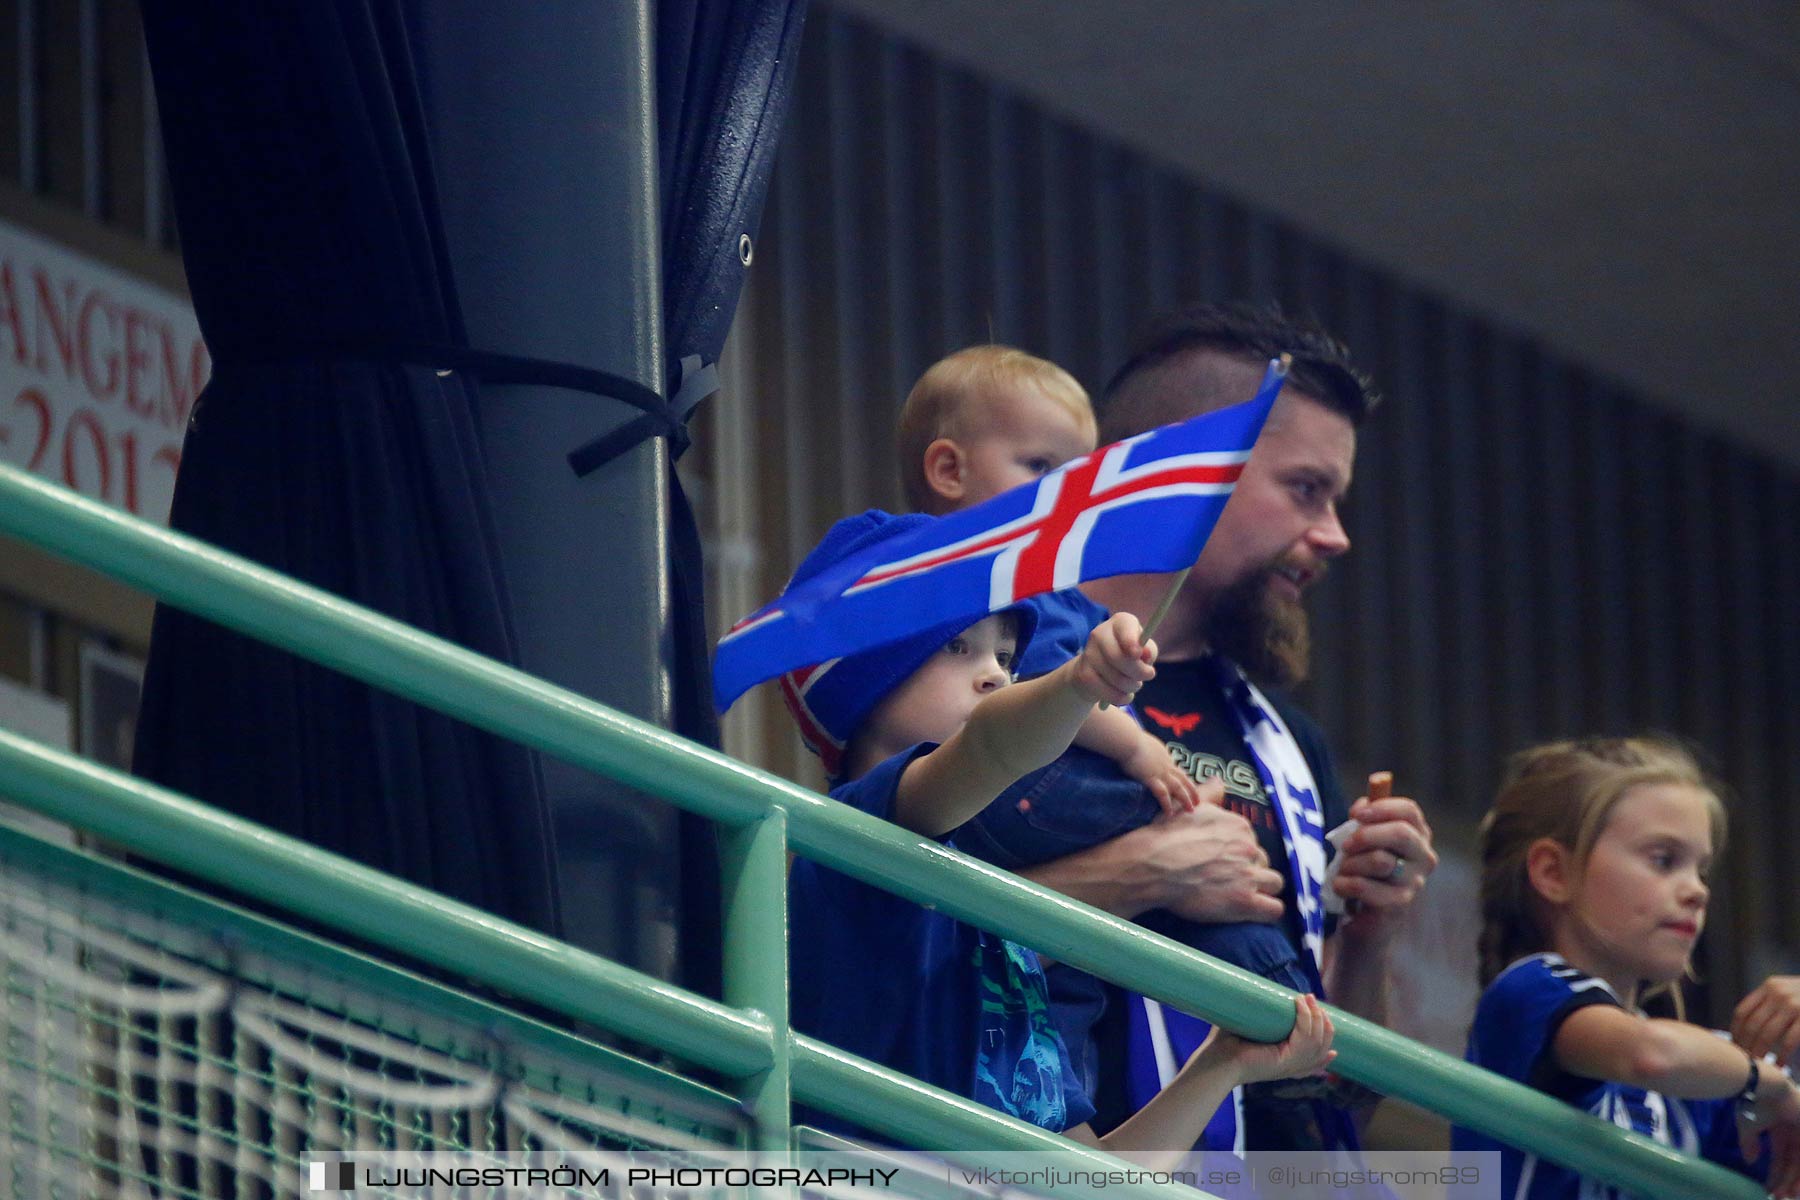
[669, 355, 720, 422]
[214, 338, 688, 473]
[216, 339, 663, 412]
[567, 354, 721, 475]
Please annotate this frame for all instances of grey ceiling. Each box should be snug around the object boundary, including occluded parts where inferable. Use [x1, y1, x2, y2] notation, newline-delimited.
[826, 0, 1800, 468]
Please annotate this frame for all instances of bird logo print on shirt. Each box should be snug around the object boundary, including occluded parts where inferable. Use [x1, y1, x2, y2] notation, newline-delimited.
[1143, 707, 1201, 738]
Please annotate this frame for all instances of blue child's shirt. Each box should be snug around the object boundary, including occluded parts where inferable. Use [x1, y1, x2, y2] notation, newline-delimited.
[787, 743, 1095, 1135]
[1453, 953, 1765, 1200]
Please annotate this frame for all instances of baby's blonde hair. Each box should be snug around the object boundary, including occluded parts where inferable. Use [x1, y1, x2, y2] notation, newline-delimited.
[1475, 737, 1726, 1004]
[896, 345, 1094, 512]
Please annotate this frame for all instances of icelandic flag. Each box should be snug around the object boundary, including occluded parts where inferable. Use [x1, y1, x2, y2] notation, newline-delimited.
[712, 357, 1289, 713]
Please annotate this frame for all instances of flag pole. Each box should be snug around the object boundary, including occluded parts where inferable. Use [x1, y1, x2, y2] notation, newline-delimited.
[1100, 565, 1189, 712]
[1140, 566, 1190, 644]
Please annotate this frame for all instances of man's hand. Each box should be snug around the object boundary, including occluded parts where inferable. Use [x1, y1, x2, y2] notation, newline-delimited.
[1130, 796, 1286, 923]
[1734, 976, 1800, 1069]
[1019, 785, 1284, 923]
[1329, 789, 1436, 936]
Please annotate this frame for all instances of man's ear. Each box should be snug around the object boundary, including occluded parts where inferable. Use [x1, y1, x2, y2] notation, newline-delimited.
[922, 438, 966, 506]
[1525, 837, 1574, 905]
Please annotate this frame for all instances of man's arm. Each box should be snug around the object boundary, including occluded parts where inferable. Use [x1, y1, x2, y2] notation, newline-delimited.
[1321, 921, 1398, 1027]
[1322, 792, 1438, 1024]
[1019, 804, 1285, 922]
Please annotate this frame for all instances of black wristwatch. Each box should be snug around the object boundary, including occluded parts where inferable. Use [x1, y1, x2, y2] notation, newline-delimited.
[1739, 1055, 1761, 1121]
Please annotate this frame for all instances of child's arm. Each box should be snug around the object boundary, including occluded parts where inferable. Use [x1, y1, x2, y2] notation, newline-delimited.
[1072, 706, 1206, 815]
[1555, 1004, 1800, 1113]
[1063, 995, 1335, 1160]
[1558, 990, 1800, 1197]
[895, 613, 1155, 837]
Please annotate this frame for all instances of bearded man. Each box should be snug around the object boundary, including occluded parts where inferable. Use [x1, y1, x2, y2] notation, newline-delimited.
[1011, 302, 1438, 1151]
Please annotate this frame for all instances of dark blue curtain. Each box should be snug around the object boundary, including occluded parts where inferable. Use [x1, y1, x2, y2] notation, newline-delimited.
[657, 0, 808, 749]
[133, 1, 561, 935]
[660, 0, 808, 376]
[133, 0, 807, 987]
[655, 0, 807, 994]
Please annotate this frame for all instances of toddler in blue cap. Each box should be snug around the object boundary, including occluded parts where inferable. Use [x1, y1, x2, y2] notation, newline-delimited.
[782, 510, 1335, 1149]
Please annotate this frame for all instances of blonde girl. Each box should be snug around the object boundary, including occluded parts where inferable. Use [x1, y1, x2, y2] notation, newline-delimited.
[1452, 737, 1798, 1200]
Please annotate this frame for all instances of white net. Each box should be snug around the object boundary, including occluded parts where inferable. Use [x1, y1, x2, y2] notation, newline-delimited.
[0, 834, 748, 1200]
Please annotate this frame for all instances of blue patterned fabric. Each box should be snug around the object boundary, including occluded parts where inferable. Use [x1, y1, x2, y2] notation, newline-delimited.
[973, 937, 1078, 1128]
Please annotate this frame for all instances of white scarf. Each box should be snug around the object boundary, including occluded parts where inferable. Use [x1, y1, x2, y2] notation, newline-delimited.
[1131, 655, 1334, 1124]
[1207, 656, 1329, 980]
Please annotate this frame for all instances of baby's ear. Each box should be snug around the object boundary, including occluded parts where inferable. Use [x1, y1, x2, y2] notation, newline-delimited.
[922, 438, 966, 504]
[1525, 837, 1573, 905]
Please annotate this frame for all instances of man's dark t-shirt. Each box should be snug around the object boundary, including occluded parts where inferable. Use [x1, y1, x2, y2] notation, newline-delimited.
[1134, 657, 1347, 954]
[1073, 655, 1350, 1144]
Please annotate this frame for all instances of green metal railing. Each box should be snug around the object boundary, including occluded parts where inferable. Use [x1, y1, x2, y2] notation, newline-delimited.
[0, 460, 1763, 1200]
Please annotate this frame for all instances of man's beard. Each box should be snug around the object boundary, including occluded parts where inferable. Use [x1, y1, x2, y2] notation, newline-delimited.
[1204, 566, 1313, 690]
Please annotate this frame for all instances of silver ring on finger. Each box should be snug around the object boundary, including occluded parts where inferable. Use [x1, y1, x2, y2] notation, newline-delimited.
[1385, 855, 1407, 883]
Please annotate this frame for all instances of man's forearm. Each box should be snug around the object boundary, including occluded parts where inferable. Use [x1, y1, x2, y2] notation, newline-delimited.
[1018, 831, 1164, 919]
[1322, 925, 1395, 1025]
[1319, 927, 1397, 1130]
[1020, 809, 1286, 924]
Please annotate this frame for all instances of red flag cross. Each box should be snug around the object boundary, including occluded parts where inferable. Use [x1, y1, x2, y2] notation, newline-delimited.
[850, 439, 1247, 605]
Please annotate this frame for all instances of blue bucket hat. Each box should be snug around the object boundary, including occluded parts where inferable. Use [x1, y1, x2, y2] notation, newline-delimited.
[778, 510, 1039, 779]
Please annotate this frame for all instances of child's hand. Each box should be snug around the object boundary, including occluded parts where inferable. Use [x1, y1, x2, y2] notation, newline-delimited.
[1735, 976, 1800, 1069]
[1121, 731, 1206, 815]
[1204, 994, 1337, 1086]
[1072, 613, 1157, 706]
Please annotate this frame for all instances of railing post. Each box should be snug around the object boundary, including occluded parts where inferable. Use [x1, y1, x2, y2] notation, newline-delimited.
[720, 806, 791, 1151]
